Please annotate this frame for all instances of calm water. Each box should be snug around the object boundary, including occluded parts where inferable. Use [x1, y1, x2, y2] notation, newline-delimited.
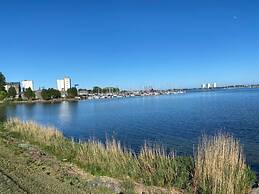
[1, 88, 259, 174]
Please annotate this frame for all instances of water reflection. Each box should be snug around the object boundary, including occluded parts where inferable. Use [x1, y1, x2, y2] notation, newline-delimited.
[58, 101, 78, 123]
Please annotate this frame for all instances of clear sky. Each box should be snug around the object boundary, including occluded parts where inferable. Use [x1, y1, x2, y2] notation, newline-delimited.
[0, 0, 258, 90]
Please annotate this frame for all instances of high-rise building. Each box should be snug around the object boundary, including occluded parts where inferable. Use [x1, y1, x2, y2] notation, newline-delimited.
[206, 83, 211, 88]
[57, 79, 65, 91]
[57, 76, 71, 91]
[21, 80, 34, 91]
[64, 76, 71, 91]
[201, 82, 217, 89]
[201, 84, 206, 89]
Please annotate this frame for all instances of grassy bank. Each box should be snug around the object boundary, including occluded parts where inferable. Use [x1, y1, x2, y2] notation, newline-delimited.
[2, 118, 256, 193]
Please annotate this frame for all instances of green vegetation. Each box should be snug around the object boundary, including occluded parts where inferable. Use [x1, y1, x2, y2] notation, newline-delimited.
[7, 86, 17, 98]
[0, 72, 6, 91]
[3, 118, 256, 193]
[92, 86, 120, 94]
[24, 87, 35, 100]
[92, 86, 102, 94]
[67, 87, 78, 98]
[0, 91, 7, 101]
[41, 88, 61, 100]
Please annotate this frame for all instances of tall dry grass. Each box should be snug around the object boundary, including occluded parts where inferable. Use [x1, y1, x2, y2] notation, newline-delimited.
[194, 132, 255, 194]
[3, 118, 193, 189]
[5, 118, 62, 144]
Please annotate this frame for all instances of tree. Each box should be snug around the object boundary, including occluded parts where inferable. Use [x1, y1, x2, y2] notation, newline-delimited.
[102, 88, 109, 93]
[7, 86, 17, 98]
[41, 88, 61, 100]
[114, 88, 120, 93]
[67, 87, 78, 98]
[0, 72, 6, 91]
[49, 88, 61, 99]
[0, 91, 7, 101]
[24, 87, 35, 100]
[93, 86, 102, 94]
[41, 89, 51, 100]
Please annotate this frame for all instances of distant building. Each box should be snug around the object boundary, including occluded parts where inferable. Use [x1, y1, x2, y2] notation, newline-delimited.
[21, 80, 34, 91]
[5, 82, 21, 96]
[201, 83, 217, 89]
[57, 76, 71, 92]
[78, 89, 89, 96]
[64, 77, 71, 91]
[57, 79, 65, 91]
[206, 83, 212, 89]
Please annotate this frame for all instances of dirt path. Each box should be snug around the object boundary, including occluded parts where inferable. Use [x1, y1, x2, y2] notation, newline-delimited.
[0, 134, 117, 194]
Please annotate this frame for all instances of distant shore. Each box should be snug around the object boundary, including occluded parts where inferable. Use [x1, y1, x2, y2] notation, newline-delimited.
[0, 98, 79, 105]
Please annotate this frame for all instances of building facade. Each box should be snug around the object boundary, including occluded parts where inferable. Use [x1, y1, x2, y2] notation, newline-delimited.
[21, 80, 34, 91]
[201, 83, 217, 89]
[5, 82, 21, 96]
[64, 77, 71, 91]
[57, 77, 71, 92]
[57, 79, 65, 91]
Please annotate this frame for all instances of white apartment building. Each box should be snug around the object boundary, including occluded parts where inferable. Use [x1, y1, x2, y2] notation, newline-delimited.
[57, 79, 65, 91]
[206, 83, 212, 88]
[57, 76, 71, 91]
[201, 82, 217, 89]
[64, 76, 71, 91]
[21, 80, 34, 91]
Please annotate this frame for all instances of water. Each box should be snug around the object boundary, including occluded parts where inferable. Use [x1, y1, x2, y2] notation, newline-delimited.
[1, 88, 259, 174]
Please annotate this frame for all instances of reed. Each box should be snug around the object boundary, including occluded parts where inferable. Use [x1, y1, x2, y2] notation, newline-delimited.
[3, 118, 193, 189]
[194, 132, 255, 194]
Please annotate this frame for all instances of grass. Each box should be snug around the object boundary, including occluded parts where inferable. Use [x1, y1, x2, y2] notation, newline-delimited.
[194, 133, 256, 194]
[3, 118, 256, 193]
[4, 118, 193, 190]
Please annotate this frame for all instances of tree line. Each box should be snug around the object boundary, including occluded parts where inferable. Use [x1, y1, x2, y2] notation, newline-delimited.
[91, 86, 120, 94]
[41, 87, 78, 100]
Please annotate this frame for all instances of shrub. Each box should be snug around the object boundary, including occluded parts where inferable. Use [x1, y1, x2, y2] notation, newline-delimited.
[0, 90, 7, 100]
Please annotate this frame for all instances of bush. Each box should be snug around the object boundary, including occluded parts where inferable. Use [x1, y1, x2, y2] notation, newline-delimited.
[0, 90, 7, 100]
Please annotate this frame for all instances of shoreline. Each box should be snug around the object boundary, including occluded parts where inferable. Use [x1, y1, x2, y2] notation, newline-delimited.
[1, 87, 259, 105]
[0, 118, 257, 194]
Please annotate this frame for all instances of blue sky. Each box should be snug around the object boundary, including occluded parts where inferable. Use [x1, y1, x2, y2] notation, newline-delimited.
[0, 0, 259, 90]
